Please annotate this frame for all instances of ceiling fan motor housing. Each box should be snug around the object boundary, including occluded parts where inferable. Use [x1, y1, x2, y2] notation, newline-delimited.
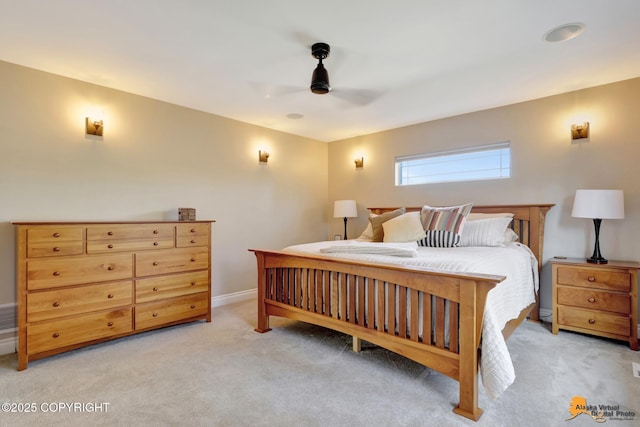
[311, 42, 331, 94]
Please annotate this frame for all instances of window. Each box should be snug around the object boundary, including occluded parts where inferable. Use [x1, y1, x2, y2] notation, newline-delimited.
[395, 142, 511, 186]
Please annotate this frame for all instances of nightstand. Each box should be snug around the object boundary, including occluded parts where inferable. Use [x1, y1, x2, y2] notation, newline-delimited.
[551, 258, 639, 350]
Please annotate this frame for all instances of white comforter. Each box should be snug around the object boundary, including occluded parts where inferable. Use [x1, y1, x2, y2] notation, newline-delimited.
[283, 240, 538, 399]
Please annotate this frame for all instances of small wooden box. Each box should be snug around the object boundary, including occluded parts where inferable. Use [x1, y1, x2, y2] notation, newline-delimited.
[178, 208, 196, 221]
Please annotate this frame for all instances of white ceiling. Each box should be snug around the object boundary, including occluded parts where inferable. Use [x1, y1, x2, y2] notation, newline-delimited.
[1, 1, 639, 142]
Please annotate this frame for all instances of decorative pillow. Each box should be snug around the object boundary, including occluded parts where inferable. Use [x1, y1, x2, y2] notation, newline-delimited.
[357, 213, 378, 241]
[459, 217, 513, 247]
[504, 228, 519, 243]
[418, 203, 473, 247]
[467, 212, 514, 221]
[382, 212, 426, 243]
[369, 208, 406, 242]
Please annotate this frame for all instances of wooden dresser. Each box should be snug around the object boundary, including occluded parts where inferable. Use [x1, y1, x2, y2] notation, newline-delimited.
[551, 258, 638, 350]
[14, 220, 214, 370]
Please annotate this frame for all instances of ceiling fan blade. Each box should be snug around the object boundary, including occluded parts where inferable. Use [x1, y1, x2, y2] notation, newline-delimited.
[249, 82, 306, 99]
[331, 88, 383, 106]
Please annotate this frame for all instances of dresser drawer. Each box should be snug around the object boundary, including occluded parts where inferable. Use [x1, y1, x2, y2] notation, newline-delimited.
[27, 254, 133, 290]
[27, 227, 84, 243]
[135, 293, 208, 330]
[87, 238, 174, 254]
[176, 223, 210, 237]
[87, 224, 175, 241]
[176, 234, 208, 248]
[27, 241, 84, 258]
[557, 306, 630, 336]
[136, 271, 209, 303]
[557, 287, 630, 315]
[27, 281, 133, 322]
[556, 266, 630, 291]
[27, 308, 132, 354]
[135, 247, 209, 277]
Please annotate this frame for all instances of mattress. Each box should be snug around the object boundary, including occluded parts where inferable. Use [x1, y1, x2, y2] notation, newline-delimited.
[283, 240, 539, 398]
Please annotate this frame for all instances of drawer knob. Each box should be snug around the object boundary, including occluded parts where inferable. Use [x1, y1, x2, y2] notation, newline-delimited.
[588, 297, 596, 303]
[190, 240, 196, 244]
[53, 233, 60, 238]
[107, 294, 114, 299]
[190, 305, 196, 309]
[190, 229, 196, 233]
[152, 313, 158, 317]
[191, 281, 196, 286]
[52, 332, 60, 338]
[588, 319, 596, 324]
[53, 247, 60, 252]
[107, 231, 113, 236]
[153, 242, 159, 246]
[107, 244, 113, 249]
[153, 230, 159, 234]
[53, 271, 61, 276]
[107, 266, 114, 271]
[587, 276, 596, 282]
[153, 261, 159, 266]
[190, 258, 196, 262]
[107, 322, 113, 327]
[153, 287, 159, 292]
[52, 302, 60, 307]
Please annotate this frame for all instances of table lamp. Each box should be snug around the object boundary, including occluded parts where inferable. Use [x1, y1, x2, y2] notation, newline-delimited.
[571, 189, 624, 264]
[333, 200, 357, 240]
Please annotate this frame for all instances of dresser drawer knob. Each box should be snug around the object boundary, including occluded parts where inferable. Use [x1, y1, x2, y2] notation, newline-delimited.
[190, 305, 196, 309]
[191, 281, 196, 286]
[107, 266, 114, 271]
[107, 294, 114, 299]
[153, 229, 159, 234]
[52, 333, 59, 338]
[153, 242, 159, 246]
[190, 258, 196, 262]
[190, 240, 196, 244]
[190, 229, 196, 233]
[153, 261, 159, 266]
[153, 287, 159, 292]
[52, 302, 60, 307]
[53, 271, 61, 276]
[107, 244, 113, 249]
[588, 297, 596, 303]
[152, 313, 158, 317]
[107, 231, 113, 236]
[53, 233, 60, 238]
[588, 319, 596, 324]
[107, 322, 113, 327]
[587, 276, 596, 282]
[53, 247, 60, 252]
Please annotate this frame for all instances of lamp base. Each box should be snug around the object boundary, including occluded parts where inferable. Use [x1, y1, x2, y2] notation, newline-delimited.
[586, 257, 608, 264]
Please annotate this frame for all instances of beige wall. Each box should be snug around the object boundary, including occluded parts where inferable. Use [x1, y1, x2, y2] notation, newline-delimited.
[0, 61, 328, 309]
[328, 78, 640, 314]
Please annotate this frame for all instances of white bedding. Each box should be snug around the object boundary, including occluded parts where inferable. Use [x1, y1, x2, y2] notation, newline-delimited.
[283, 240, 539, 399]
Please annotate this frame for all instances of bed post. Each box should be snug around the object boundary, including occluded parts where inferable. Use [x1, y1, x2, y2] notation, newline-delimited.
[253, 251, 272, 333]
[453, 278, 493, 421]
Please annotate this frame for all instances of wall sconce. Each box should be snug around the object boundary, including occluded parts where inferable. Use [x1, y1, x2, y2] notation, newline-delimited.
[259, 150, 269, 164]
[86, 117, 103, 136]
[571, 122, 589, 141]
[354, 156, 364, 169]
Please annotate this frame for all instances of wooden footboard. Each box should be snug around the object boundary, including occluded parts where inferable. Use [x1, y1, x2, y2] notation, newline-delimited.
[251, 249, 503, 420]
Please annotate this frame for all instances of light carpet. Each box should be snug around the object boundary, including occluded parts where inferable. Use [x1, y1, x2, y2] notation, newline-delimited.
[0, 299, 638, 427]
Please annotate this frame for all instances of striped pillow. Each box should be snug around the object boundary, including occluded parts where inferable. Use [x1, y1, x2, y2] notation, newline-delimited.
[418, 203, 473, 247]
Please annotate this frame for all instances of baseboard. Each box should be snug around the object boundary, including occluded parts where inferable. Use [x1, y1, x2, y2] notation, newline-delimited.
[212, 288, 256, 308]
[0, 289, 258, 356]
[0, 336, 15, 356]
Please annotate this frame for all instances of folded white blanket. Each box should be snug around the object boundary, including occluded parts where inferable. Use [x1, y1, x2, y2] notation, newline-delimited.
[320, 241, 418, 257]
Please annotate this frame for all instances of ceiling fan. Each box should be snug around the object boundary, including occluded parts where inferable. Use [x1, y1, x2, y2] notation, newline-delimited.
[310, 42, 331, 94]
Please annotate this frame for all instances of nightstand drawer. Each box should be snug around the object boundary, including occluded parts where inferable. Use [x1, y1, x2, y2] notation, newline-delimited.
[558, 306, 630, 336]
[556, 266, 630, 291]
[557, 287, 630, 315]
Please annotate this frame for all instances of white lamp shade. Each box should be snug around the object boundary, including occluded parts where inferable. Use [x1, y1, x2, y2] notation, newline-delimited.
[571, 189, 625, 219]
[333, 200, 357, 218]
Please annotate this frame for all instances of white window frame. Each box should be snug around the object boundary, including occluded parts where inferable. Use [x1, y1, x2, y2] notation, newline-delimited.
[395, 141, 511, 186]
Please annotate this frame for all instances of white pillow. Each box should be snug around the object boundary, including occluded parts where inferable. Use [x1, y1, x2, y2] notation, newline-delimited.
[467, 212, 514, 221]
[504, 228, 519, 243]
[459, 217, 513, 247]
[382, 212, 426, 243]
[357, 213, 378, 241]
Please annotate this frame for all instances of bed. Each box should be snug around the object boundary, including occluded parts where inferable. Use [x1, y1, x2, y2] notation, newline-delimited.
[250, 204, 553, 421]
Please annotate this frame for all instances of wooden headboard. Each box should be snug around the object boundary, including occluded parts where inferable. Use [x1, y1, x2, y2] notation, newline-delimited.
[368, 204, 554, 268]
